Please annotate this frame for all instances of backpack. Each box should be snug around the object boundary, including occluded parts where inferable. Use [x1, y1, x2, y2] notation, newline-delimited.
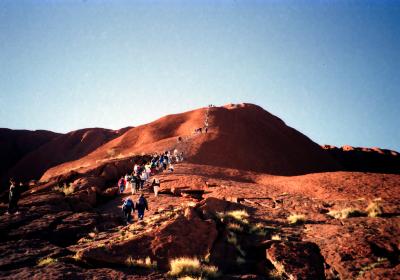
[123, 199, 133, 210]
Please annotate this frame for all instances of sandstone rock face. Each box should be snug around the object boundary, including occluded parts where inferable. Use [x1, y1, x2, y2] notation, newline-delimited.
[266, 241, 326, 280]
[151, 210, 218, 269]
[53, 212, 98, 245]
[304, 217, 400, 280]
[71, 176, 105, 192]
[100, 163, 119, 182]
[77, 205, 218, 270]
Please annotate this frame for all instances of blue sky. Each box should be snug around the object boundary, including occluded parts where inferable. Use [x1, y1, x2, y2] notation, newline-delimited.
[0, 0, 399, 151]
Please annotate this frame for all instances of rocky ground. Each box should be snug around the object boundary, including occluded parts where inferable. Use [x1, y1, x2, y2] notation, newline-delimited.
[0, 161, 399, 279]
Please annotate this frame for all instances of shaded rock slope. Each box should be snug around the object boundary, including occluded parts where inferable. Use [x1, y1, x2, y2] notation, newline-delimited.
[323, 145, 400, 174]
[1, 127, 131, 192]
[0, 128, 60, 186]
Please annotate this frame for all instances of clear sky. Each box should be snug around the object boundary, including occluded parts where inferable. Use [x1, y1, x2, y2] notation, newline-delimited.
[1, 0, 399, 151]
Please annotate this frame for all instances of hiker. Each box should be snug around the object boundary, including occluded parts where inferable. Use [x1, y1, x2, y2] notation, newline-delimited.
[134, 173, 141, 192]
[7, 179, 20, 215]
[136, 194, 149, 220]
[125, 174, 132, 193]
[168, 163, 174, 172]
[130, 174, 137, 194]
[151, 177, 160, 197]
[145, 163, 151, 178]
[150, 161, 157, 175]
[118, 176, 126, 194]
[162, 156, 168, 170]
[133, 163, 140, 175]
[139, 170, 148, 190]
[122, 196, 135, 224]
[173, 149, 179, 162]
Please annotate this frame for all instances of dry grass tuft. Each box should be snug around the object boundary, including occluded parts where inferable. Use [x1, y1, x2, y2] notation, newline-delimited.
[269, 259, 286, 279]
[249, 223, 267, 236]
[271, 234, 281, 241]
[37, 257, 56, 266]
[328, 208, 366, 219]
[366, 202, 383, 217]
[125, 256, 157, 269]
[217, 209, 250, 225]
[227, 223, 243, 232]
[287, 214, 306, 224]
[53, 183, 74, 196]
[226, 210, 249, 221]
[169, 257, 219, 278]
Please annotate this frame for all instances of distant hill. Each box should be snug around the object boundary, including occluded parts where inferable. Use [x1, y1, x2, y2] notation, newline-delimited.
[322, 145, 400, 174]
[41, 103, 340, 180]
[0, 128, 60, 184]
[0, 127, 131, 189]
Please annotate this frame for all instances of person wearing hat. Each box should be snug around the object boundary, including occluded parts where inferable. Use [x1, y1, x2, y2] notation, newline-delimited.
[6, 178, 20, 215]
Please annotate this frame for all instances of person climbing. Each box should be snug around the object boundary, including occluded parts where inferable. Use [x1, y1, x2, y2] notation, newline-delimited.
[150, 161, 157, 175]
[173, 149, 179, 163]
[129, 172, 136, 194]
[139, 170, 148, 190]
[6, 178, 20, 215]
[133, 163, 140, 175]
[134, 173, 141, 193]
[151, 177, 160, 197]
[145, 163, 151, 178]
[136, 193, 149, 220]
[118, 176, 126, 194]
[162, 156, 168, 171]
[125, 173, 132, 193]
[122, 196, 135, 224]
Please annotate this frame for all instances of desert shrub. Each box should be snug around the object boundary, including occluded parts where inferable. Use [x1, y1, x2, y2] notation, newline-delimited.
[366, 202, 383, 217]
[37, 257, 56, 266]
[169, 257, 219, 278]
[327, 208, 366, 219]
[287, 214, 306, 224]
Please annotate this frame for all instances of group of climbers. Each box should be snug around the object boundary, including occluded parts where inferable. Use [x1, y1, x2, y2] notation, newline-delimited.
[119, 149, 183, 224]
